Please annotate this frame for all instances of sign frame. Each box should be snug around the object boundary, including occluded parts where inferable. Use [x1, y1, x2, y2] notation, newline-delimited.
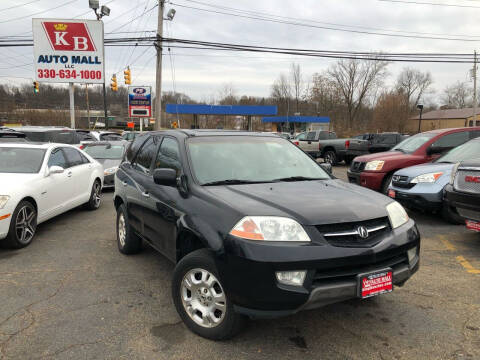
[32, 18, 105, 84]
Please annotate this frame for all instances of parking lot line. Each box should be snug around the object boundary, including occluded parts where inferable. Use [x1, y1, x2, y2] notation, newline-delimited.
[439, 236, 456, 252]
[456, 256, 480, 274]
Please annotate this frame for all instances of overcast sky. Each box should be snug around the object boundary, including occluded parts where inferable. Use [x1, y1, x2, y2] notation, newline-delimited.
[1, 0, 479, 105]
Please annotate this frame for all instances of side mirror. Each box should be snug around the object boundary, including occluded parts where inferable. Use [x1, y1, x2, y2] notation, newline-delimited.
[153, 168, 177, 186]
[320, 162, 332, 174]
[49, 165, 64, 175]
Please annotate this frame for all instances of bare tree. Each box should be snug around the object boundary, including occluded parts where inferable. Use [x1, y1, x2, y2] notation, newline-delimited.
[271, 73, 292, 115]
[218, 82, 237, 105]
[396, 67, 433, 110]
[327, 57, 389, 128]
[290, 63, 303, 113]
[442, 81, 471, 109]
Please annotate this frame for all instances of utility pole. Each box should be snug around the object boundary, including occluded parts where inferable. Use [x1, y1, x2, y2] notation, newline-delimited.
[472, 50, 478, 127]
[154, 0, 165, 130]
[85, 84, 90, 129]
[69, 83, 75, 129]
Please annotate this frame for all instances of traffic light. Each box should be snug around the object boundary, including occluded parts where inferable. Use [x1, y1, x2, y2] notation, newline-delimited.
[33, 81, 39, 94]
[124, 66, 131, 85]
[110, 74, 118, 92]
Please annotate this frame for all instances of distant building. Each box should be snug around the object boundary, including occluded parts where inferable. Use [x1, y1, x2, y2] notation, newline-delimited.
[409, 108, 480, 132]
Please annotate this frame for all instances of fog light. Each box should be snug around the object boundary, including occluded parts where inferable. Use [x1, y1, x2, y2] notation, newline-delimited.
[407, 247, 417, 263]
[275, 271, 306, 286]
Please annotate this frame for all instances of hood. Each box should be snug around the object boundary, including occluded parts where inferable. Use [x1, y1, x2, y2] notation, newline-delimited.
[394, 162, 455, 178]
[203, 179, 392, 226]
[95, 158, 121, 169]
[0, 173, 39, 193]
[354, 150, 408, 162]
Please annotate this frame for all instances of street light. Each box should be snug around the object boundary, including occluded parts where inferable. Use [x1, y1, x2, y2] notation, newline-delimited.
[417, 104, 424, 133]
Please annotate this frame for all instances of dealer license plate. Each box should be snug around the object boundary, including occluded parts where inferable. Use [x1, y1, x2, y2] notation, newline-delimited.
[466, 220, 480, 232]
[359, 270, 393, 299]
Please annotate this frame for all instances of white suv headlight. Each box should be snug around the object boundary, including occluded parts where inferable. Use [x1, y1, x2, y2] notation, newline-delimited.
[0, 195, 10, 209]
[411, 172, 443, 183]
[449, 162, 460, 185]
[386, 201, 409, 229]
[229, 216, 311, 242]
[365, 160, 385, 171]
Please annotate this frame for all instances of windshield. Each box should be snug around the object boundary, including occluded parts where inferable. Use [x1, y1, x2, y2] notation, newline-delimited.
[84, 144, 125, 159]
[187, 136, 330, 185]
[436, 139, 480, 163]
[391, 133, 434, 153]
[0, 147, 46, 173]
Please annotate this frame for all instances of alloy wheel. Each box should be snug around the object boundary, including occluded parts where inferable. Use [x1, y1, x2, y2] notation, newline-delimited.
[93, 182, 101, 208]
[15, 205, 36, 245]
[181, 268, 227, 328]
[118, 213, 126, 247]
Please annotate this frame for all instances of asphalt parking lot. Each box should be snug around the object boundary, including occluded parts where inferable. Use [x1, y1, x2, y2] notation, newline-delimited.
[0, 166, 479, 360]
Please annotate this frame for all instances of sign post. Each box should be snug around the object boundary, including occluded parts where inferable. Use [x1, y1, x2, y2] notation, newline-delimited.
[33, 18, 105, 128]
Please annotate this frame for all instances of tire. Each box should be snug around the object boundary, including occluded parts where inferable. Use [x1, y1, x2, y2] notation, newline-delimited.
[116, 203, 141, 254]
[3, 200, 37, 249]
[172, 249, 245, 340]
[85, 179, 102, 210]
[324, 150, 338, 166]
[382, 173, 394, 195]
[442, 203, 464, 225]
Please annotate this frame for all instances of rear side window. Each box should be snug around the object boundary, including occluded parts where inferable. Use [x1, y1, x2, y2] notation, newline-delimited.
[306, 132, 316, 141]
[133, 137, 157, 174]
[63, 147, 84, 167]
[318, 132, 329, 140]
[155, 137, 182, 175]
[125, 134, 148, 162]
[431, 131, 470, 149]
[52, 131, 77, 144]
[328, 132, 337, 139]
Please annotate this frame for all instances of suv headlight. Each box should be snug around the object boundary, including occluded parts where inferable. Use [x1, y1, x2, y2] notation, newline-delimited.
[411, 172, 443, 183]
[449, 162, 460, 185]
[229, 216, 311, 242]
[365, 160, 385, 171]
[104, 166, 118, 175]
[0, 195, 9, 209]
[386, 201, 409, 229]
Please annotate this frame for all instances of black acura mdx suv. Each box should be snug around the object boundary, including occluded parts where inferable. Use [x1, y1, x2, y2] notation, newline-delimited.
[114, 130, 420, 340]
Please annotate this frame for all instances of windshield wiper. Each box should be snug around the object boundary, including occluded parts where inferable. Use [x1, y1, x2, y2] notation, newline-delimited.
[270, 176, 326, 182]
[435, 161, 452, 164]
[202, 179, 268, 186]
[393, 148, 406, 153]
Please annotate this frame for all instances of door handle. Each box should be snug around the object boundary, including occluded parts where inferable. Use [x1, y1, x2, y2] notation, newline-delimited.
[142, 192, 150, 198]
[67, 171, 72, 177]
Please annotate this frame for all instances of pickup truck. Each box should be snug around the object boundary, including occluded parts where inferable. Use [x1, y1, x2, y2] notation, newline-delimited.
[298, 130, 352, 165]
[346, 133, 408, 160]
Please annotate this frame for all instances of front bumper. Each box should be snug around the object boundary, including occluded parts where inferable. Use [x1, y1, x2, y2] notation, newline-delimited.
[445, 184, 480, 221]
[347, 170, 386, 191]
[0, 210, 13, 240]
[103, 174, 115, 188]
[220, 220, 420, 318]
[388, 184, 443, 211]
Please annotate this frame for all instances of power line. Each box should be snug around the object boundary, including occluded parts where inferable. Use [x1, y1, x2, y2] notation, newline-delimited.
[107, 4, 158, 34]
[0, 0, 79, 25]
[0, 0, 42, 13]
[181, 0, 480, 39]
[378, 0, 480, 8]
[170, 1, 480, 42]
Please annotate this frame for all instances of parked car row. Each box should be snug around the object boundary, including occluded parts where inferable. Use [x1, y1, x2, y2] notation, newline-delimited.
[293, 130, 407, 165]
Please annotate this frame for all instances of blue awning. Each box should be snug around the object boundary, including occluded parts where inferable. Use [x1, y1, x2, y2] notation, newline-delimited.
[166, 104, 277, 116]
[262, 116, 330, 123]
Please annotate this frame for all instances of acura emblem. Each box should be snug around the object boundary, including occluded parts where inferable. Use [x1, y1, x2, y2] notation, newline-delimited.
[357, 226, 369, 239]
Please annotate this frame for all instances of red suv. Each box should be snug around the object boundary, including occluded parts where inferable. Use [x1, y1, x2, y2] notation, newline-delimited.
[347, 127, 480, 193]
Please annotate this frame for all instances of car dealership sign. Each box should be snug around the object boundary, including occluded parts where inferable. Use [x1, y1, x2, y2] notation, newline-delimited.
[128, 86, 152, 117]
[32, 19, 104, 84]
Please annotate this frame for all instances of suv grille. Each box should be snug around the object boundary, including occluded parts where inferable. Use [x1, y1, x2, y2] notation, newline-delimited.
[454, 169, 480, 194]
[316, 217, 391, 248]
[350, 161, 366, 173]
[392, 175, 415, 189]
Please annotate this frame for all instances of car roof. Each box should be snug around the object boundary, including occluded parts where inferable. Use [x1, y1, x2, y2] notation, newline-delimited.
[83, 140, 129, 146]
[0, 142, 75, 149]
[422, 127, 480, 134]
[147, 129, 280, 138]
[18, 126, 72, 132]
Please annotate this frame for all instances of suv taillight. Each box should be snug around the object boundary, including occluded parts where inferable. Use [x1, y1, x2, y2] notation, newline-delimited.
[345, 140, 350, 149]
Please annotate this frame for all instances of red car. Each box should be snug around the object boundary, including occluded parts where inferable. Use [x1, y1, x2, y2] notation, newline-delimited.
[347, 127, 480, 193]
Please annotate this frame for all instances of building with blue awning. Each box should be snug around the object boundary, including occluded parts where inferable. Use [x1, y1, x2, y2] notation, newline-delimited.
[262, 116, 330, 133]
